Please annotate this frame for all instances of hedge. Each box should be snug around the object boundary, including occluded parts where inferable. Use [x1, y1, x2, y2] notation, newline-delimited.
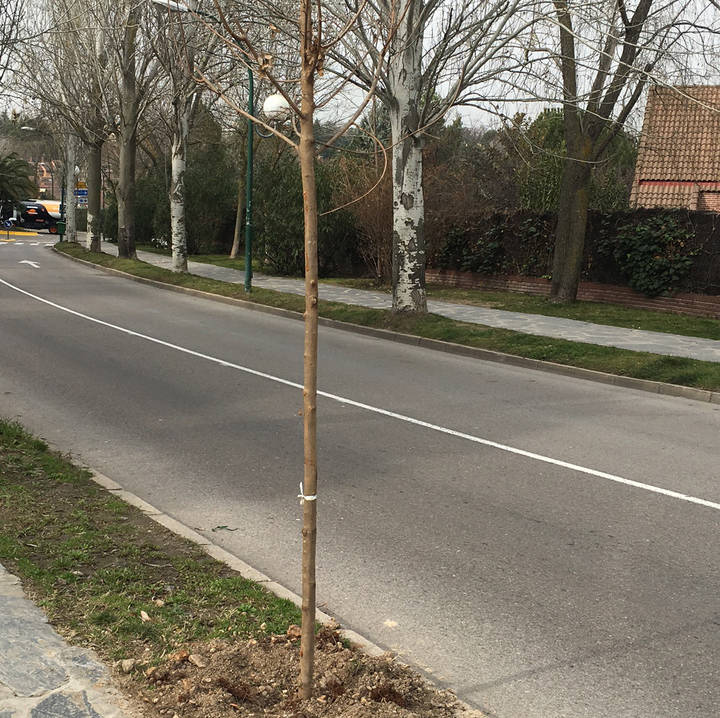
[432, 209, 720, 297]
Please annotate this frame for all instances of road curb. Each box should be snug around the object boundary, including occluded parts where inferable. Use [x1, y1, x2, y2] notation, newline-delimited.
[53, 246, 720, 405]
[89, 469, 387, 659]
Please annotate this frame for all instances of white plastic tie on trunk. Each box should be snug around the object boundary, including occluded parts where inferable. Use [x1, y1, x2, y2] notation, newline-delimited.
[298, 482, 317, 502]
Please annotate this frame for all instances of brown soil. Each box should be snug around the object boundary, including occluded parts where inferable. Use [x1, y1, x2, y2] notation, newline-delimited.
[117, 626, 475, 718]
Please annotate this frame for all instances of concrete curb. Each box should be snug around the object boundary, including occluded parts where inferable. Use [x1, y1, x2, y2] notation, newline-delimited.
[87, 469, 485, 714]
[53, 246, 720, 405]
[89, 469, 387, 659]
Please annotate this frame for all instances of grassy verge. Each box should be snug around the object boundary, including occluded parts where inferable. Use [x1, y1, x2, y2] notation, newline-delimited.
[57, 243, 720, 390]
[0, 419, 300, 664]
[321, 278, 720, 341]
[141, 249, 720, 340]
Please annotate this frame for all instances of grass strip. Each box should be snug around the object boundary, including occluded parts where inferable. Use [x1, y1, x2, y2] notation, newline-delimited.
[321, 279, 720, 341]
[0, 419, 300, 664]
[141, 248, 720, 341]
[56, 243, 720, 391]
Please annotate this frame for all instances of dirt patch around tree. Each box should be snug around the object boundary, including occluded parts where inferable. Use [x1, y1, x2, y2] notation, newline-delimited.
[117, 626, 477, 718]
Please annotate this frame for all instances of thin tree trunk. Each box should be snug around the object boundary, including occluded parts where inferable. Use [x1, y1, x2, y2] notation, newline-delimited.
[64, 134, 77, 244]
[298, 0, 319, 699]
[229, 138, 247, 259]
[388, 1, 426, 313]
[170, 104, 189, 272]
[229, 176, 245, 259]
[87, 141, 102, 252]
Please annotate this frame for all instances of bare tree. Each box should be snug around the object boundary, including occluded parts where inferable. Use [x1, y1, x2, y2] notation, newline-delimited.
[0, 0, 25, 91]
[14, 0, 115, 248]
[330, 0, 535, 312]
[530, 0, 718, 301]
[151, 1, 222, 272]
[171, 0, 397, 696]
[91, 0, 161, 258]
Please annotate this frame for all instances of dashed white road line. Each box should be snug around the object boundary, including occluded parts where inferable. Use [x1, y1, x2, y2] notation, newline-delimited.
[1, 275, 718, 514]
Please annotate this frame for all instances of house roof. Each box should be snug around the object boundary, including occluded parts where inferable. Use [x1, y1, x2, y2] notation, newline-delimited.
[631, 86, 720, 208]
[633, 85, 720, 182]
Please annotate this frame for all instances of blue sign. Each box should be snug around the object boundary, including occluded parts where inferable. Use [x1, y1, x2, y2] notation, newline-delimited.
[3, 220, 12, 228]
[74, 189, 88, 196]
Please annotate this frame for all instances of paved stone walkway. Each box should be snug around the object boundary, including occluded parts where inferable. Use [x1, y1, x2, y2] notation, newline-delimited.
[0, 565, 131, 718]
[99, 241, 720, 363]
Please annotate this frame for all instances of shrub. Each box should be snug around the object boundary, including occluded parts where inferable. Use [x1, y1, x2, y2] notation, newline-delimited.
[254, 150, 360, 276]
[598, 215, 696, 297]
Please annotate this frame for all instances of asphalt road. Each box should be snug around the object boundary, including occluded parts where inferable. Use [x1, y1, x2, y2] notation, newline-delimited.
[1, 241, 720, 718]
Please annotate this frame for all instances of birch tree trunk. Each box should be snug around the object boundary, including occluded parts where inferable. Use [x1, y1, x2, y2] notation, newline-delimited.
[87, 140, 103, 252]
[388, 1, 426, 313]
[64, 134, 77, 244]
[170, 102, 190, 272]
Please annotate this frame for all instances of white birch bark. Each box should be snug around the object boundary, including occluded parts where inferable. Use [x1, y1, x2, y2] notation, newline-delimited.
[388, 0, 426, 313]
[170, 104, 189, 272]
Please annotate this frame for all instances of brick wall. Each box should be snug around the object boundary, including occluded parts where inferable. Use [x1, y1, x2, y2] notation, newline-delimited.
[426, 269, 720, 319]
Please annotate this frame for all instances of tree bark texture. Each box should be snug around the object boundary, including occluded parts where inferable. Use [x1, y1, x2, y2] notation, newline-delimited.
[550, 150, 592, 302]
[117, 10, 138, 259]
[117, 129, 137, 258]
[388, 0, 426, 313]
[230, 174, 245, 259]
[170, 103, 190, 272]
[298, 0, 319, 700]
[87, 141, 102, 252]
[64, 134, 77, 244]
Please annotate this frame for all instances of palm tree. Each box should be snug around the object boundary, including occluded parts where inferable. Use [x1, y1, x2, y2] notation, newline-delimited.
[0, 153, 36, 204]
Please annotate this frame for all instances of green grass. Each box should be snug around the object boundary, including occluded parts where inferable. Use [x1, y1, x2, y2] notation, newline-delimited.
[135, 244, 263, 274]
[146, 250, 720, 340]
[56, 242, 720, 391]
[0, 419, 301, 664]
[321, 278, 720, 341]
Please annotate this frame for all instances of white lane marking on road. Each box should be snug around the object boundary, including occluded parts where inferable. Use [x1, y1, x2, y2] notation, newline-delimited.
[18, 260, 40, 268]
[1, 276, 718, 513]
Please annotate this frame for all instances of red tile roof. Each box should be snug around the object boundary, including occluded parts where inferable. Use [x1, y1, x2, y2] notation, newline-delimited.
[631, 86, 720, 209]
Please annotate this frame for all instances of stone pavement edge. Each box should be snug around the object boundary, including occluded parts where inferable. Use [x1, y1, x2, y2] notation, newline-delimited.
[0, 564, 133, 718]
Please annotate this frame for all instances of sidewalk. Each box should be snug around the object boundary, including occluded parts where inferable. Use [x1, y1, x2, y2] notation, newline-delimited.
[0, 564, 131, 718]
[99, 241, 720, 363]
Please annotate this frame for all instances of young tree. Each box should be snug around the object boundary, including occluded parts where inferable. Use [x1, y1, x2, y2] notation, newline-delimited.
[173, 0, 396, 696]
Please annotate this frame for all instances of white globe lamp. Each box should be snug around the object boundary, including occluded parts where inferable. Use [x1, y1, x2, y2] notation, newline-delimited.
[262, 93, 292, 123]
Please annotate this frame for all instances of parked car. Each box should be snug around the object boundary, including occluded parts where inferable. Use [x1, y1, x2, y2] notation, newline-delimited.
[15, 201, 58, 233]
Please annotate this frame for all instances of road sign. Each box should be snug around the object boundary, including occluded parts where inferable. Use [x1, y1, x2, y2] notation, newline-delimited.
[76, 180, 87, 189]
[74, 189, 88, 196]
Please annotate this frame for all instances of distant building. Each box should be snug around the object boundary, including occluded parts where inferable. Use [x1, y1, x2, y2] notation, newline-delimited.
[631, 85, 720, 211]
